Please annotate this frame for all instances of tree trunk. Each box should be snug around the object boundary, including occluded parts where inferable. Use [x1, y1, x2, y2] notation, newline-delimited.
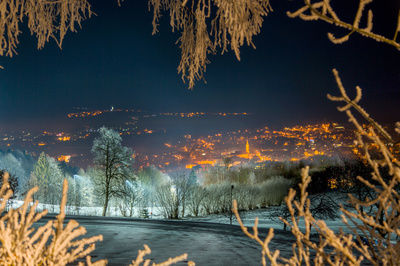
[102, 192, 109, 216]
[181, 199, 185, 217]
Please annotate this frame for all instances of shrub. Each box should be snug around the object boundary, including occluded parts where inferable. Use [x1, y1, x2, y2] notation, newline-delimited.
[0, 173, 105, 265]
[0, 173, 194, 265]
[232, 70, 400, 265]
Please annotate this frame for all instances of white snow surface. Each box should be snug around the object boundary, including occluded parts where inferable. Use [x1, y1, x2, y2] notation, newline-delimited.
[35, 210, 349, 265]
[37, 214, 299, 266]
[17, 192, 374, 265]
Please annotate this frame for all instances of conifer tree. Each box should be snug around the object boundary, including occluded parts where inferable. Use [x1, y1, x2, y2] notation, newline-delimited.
[29, 152, 63, 207]
[29, 152, 50, 202]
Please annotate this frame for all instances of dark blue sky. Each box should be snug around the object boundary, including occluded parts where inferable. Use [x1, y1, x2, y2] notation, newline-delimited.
[0, 0, 399, 128]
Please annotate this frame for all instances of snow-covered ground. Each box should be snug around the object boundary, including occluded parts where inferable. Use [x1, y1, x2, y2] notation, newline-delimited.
[184, 207, 350, 234]
[39, 214, 299, 266]
[184, 192, 353, 235]
[16, 192, 379, 265]
[7, 200, 166, 218]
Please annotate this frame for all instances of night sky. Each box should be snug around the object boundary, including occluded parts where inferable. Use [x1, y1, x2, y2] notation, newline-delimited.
[0, 0, 399, 129]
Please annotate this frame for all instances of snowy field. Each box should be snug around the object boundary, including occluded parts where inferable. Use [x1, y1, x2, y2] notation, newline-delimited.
[38, 214, 299, 266]
[34, 203, 349, 266]
[17, 192, 378, 265]
[185, 208, 346, 232]
[183, 191, 354, 235]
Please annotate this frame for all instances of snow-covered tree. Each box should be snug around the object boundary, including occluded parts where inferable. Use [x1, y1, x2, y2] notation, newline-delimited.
[118, 176, 141, 217]
[137, 166, 170, 188]
[28, 152, 63, 207]
[136, 166, 170, 211]
[154, 171, 195, 219]
[75, 168, 96, 207]
[91, 127, 133, 216]
[155, 182, 179, 219]
[187, 185, 207, 217]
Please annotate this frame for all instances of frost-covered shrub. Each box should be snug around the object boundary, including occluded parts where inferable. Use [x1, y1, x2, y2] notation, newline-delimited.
[259, 176, 294, 206]
[198, 177, 293, 215]
[234, 184, 260, 211]
[186, 185, 207, 217]
[155, 182, 179, 219]
[0, 173, 194, 265]
[0, 175, 105, 265]
[233, 70, 400, 265]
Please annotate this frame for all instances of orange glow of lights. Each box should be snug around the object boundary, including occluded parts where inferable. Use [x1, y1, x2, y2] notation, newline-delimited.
[232, 161, 241, 166]
[237, 153, 252, 159]
[67, 111, 103, 118]
[173, 154, 184, 161]
[328, 178, 338, 189]
[304, 151, 313, 157]
[57, 155, 71, 163]
[38, 143, 46, 146]
[57, 136, 71, 141]
[195, 160, 216, 166]
[255, 150, 272, 162]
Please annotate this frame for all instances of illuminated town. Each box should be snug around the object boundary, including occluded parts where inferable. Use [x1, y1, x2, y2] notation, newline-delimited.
[0, 108, 357, 170]
[135, 122, 355, 170]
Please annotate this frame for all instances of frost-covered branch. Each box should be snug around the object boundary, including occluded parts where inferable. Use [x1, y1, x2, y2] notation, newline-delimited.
[0, 174, 105, 265]
[129, 244, 194, 266]
[148, 0, 272, 88]
[327, 68, 393, 144]
[233, 70, 400, 265]
[287, 0, 400, 50]
[0, 0, 92, 60]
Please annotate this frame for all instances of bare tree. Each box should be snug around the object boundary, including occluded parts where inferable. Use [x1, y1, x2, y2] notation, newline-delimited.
[118, 177, 140, 217]
[91, 127, 133, 216]
[154, 171, 196, 219]
[155, 182, 179, 219]
[201, 183, 232, 214]
[173, 173, 193, 217]
[268, 204, 292, 231]
[187, 185, 207, 216]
